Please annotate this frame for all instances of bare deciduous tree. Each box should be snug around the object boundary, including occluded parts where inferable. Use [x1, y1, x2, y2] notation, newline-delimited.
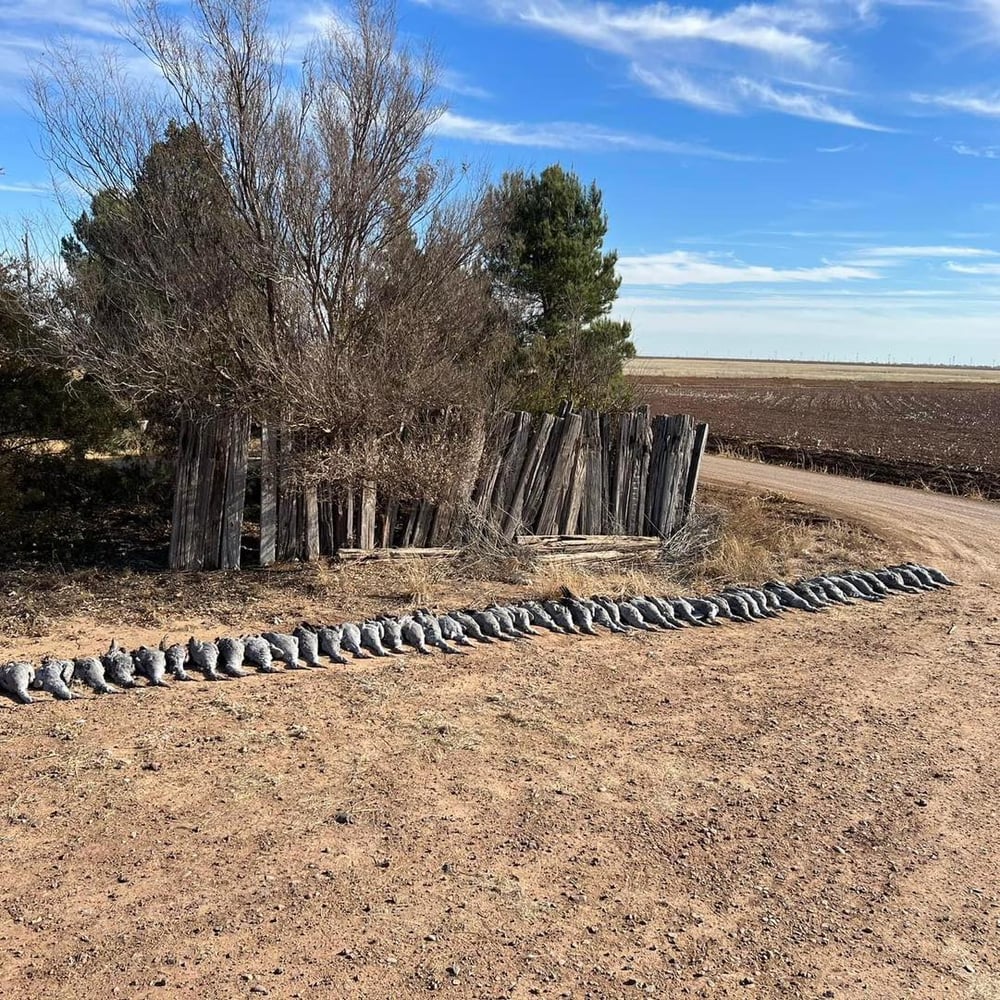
[31, 0, 504, 568]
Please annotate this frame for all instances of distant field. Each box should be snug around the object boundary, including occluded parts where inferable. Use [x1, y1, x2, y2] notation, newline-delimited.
[626, 356, 1000, 384]
[631, 361, 1000, 498]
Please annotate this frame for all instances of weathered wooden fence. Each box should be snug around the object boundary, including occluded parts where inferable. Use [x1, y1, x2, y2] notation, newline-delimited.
[257, 405, 708, 563]
[467, 405, 708, 541]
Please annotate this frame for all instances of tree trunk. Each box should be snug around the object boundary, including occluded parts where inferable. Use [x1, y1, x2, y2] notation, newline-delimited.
[169, 411, 250, 570]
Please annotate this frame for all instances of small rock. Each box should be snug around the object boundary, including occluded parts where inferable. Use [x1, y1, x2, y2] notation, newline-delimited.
[916, 798, 928, 807]
[739, 977, 755, 987]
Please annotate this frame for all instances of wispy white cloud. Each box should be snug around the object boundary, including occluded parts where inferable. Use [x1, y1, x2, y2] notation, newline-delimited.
[912, 90, 1000, 117]
[852, 244, 999, 258]
[418, 0, 884, 130]
[817, 143, 859, 152]
[733, 78, 891, 130]
[512, 0, 829, 65]
[948, 140, 1000, 158]
[439, 68, 491, 100]
[0, 181, 50, 195]
[432, 110, 761, 159]
[618, 250, 880, 286]
[946, 260, 1000, 274]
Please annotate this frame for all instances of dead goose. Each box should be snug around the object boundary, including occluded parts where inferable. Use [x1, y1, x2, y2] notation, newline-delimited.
[888, 564, 936, 590]
[669, 597, 708, 627]
[339, 623, 373, 658]
[360, 621, 391, 657]
[34, 657, 76, 700]
[633, 596, 679, 629]
[102, 640, 137, 688]
[261, 631, 304, 668]
[451, 611, 493, 644]
[73, 656, 118, 694]
[542, 601, 579, 635]
[0, 661, 35, 704]
[315, 625, 350, 664]
[617, 600, 656, 632]
[242, 635, 280, 673]
[414, 611, 465, 655]
[584, 598, 627, 634]
[132, 646, 171, 687]
[764, 581, 819, 613]
[438, 613, 475, 647]
[161, 637, 194, 681]
[216, 637, 249, 678]
[188, 637, 226, 681]
[400, 616, 432, 654]
[592, 595, 628, 630]
[293, 625, 325, 668]
[505, 604, 539, 637]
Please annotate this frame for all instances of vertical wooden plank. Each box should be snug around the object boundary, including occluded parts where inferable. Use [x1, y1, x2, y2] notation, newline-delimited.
[381, 498, 398, 548]
[507, 413, 556, 537]
[303, 484, 320, 560]
[682, 422, 709, 522]
[536, 413, 584, 534]
[359, 483, 377, 550]
[219, 412, 249, 570]
[259, 423, 278, 566]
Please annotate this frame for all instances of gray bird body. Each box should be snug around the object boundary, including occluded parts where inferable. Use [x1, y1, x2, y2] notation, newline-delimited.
[360, 621, 391, 657]
[810, 578, 854, 606]
[520, 601, 565, 633]
[584, 598, 626, 633]
[415, 611, 464, 654]
[488, 604, 526, 638]
[188, 637, 225, 681]
[340, 623, 372, 658]
[890, 565, 933, 590]
[377, 618, 408, 654]
[896, 564, 939, 589]
[792, 582, 829, 609]
[472, 610, 513, 641]
[727, 589, 767, 620]
[670, 598, 707, 627]
[73, 656, 117, 694]
[764, 582, 817, 613]
[828, 575, 874, 601]
[564, 598, 599, 636]
[161, 638, 193, 680]
[716, 592, 754, 622]
[851, 569, 891, 596]
[875, 568, 919, 594]
[102, 641, 137, 688]
[706, 594, 740, 622]
[746, 587, 780, 617]
[592, 596, 626, 628]
[242, 635, 279, 673]
[626, 596, 669, 629]
[316, 625, 349, 664]
[293, 625, 324, 667]
[34, 657, 75, 700]
[912, 563, 956, 586]
[507, 604, 537, 636]
[687, 597, 722, 625]
[132, 646, 170, 686]
[438, 614, 475, 646]
[262, 631, 303, 668]
[452, 611, 492, 643]
[542, 601, 578, 634]
[618, 601, 655, 631]
[0, 661, 35, 704]
[216, 637, 249, 678]
[645, 596, 685, 628]
[400, 616, 432, 654]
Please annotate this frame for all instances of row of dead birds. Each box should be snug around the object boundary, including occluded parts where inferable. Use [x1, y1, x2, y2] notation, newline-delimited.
[0, 562, 955, 705]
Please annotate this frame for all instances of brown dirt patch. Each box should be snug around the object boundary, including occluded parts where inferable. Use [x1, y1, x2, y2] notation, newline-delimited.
[1, 470, 998, 999]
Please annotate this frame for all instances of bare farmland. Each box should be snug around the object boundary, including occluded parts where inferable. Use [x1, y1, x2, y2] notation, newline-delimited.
[632, 362, 1000, 498]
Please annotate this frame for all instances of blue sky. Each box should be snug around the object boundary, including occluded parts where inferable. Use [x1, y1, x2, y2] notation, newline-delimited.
[3, 0, 1000, 363]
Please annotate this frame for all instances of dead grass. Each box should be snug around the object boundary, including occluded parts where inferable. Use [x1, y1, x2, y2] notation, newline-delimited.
[0, 484, 889, 660]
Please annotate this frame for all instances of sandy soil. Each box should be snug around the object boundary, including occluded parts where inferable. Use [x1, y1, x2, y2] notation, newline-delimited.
[1, 462, 998, 999]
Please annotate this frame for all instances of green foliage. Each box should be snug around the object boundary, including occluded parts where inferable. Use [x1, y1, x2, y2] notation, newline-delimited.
[0, 258, 131, 458]
[487, 164, 635, 412]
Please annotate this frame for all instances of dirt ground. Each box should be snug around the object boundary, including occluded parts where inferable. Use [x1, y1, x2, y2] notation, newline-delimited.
[1, 464, 998, 999]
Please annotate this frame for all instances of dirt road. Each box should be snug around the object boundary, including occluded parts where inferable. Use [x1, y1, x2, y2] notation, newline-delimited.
[703, 455, 1000, 578]
[1, 464, 998, 999]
